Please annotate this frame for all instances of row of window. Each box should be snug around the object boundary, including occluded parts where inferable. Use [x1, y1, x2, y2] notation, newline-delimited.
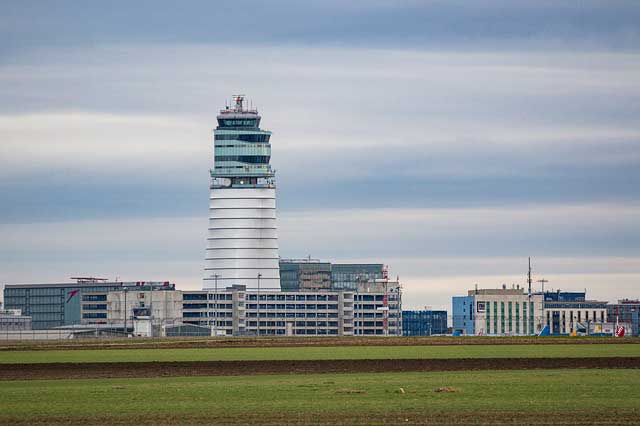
[353, 329, 397, 335]
[245, 303, 339, 310]
[216, 144, 270, 149]
[82, 295, 107, 302]
[217, 119, 258, 128]
[215, 133, 270, 142]
[214, 165, 270, 170]
[246, 312, 339, 319]
[82, 304, 107, 311]
[183, 303, 233, 310]
[246, 294, 340, 301]
[295, 329, 339, 335]
[355, 312, 400, 319]
[82, 313, 107, 319]
[183, 312, 234, 318]
[183, 293, 234, 301]
[246, 321, 340, 328]
[216, 155, 270, 164]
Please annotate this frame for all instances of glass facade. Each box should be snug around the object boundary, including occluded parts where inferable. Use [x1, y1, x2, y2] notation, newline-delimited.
[279, 261, 384, 291]
[486, 301, 491, 334]
[212, 112, 274, 180]
[331, 264, 384, 290]
[530, 302, 534, 334]
[402, 311, 447, 336]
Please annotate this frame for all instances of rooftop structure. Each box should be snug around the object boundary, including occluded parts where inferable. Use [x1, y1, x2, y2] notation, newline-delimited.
[280, 259, 386, 291]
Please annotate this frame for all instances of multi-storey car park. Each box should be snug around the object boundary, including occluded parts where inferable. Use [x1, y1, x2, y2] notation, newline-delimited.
[180, 283, 402, 336]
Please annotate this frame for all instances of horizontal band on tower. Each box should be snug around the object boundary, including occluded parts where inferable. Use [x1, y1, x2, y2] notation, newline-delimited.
[209, 207, 275, 210]
[208, 227, 277, 230]
[209, 197, 276, 201]
[207, 237, 278, 240]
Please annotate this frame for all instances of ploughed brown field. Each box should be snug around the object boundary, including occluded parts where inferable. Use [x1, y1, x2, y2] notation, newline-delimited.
[2, 356, 640, 381]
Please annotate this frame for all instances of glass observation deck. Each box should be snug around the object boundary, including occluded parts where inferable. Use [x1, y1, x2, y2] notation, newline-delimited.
[211, 95, 275, 186]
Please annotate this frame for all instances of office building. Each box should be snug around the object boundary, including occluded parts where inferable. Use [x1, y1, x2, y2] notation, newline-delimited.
[452, 286, 609, 336]
[453, 286, 543, 336]
[542, 290, 608, 335]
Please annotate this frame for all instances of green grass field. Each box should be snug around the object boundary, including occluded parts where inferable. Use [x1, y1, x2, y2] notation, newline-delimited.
[1, 369, 638, 425]
[1, 343, 639, 364]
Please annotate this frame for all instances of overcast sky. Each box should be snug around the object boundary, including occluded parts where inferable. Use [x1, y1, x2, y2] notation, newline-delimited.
[1, 1, 639, 310]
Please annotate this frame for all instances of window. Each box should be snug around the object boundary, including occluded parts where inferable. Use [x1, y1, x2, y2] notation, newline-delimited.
[486, 301, 491, 334]
[530, 302, 535, 334]
[184, 293, 207, 301]
[215, 133, 269, 142]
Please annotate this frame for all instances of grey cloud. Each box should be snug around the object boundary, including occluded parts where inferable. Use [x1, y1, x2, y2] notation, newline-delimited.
[2, 0, 640, 56]
[1, 47, 639, 222]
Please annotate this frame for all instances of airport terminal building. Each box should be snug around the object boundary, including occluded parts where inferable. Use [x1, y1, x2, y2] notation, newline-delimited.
[3, 279, 175, 330]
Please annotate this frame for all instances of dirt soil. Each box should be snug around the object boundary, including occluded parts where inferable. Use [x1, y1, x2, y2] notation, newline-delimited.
[2, 410, 639, 426]
[2, 336, 639, 351]
[2, 357, 639, 381]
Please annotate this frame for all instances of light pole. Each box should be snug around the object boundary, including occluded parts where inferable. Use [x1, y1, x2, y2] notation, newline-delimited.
[257, 273, 262, 336]
[537, 279, 549, 334]
[213, 274, 220, 337]
[123, 287, 129, 336]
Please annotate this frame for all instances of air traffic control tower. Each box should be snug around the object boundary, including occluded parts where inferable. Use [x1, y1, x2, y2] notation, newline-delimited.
[203, 95, 280, 290]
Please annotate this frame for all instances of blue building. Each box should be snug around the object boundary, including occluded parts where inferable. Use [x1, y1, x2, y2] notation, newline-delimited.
[452, 295, 475, 335]
[402, 310, 447, 336]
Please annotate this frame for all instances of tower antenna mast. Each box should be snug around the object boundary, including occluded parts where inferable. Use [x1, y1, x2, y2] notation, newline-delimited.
[527, 257, 532, 296]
